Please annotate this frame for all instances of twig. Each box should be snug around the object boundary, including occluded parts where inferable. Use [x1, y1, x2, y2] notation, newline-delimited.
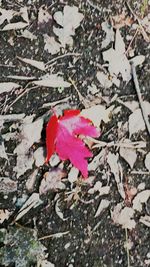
[45, 53, 81, 68]
[126, 1, 149, 42]
[125, 28, 139, 55]
[130, 62, 150, 135]
[125, 228, 131, 267]
[38, 231, 70, 240]
[4, 85, 38, 114]
[87, 0, 102, 12]
[68, 77, 90, 108]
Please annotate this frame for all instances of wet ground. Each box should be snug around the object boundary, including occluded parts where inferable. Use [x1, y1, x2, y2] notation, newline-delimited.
[0, 0, 150, 267]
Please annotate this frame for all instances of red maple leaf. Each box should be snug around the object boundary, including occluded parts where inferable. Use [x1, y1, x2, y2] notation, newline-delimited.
[46, 109, 100, 178]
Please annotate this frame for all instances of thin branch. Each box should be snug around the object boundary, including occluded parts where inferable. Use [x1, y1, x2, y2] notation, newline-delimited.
[126, 1, 149, 42]
[45, 53, 81, 68]
[130, 62, 150, 135]
[87, 0, 102, 12]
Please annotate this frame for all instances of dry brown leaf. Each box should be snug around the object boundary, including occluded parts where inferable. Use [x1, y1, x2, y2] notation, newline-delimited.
[0, 177, 17, 193]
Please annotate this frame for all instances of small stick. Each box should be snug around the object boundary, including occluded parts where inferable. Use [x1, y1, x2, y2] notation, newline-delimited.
[87, 0, 102, 12]
[45, 53, 81, 68]
[130, 62, 150, 135]
[126, 1, 149, 42]
[38, 231, 70, 240]
[68, 77, 90, 108]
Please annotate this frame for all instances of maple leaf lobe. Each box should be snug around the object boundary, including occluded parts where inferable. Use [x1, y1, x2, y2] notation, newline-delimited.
[46, 110, 100, 178]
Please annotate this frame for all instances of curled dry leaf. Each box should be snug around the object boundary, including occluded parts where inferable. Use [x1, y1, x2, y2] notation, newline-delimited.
[39, 168, 66, 194]
[55, 199, 68, 221]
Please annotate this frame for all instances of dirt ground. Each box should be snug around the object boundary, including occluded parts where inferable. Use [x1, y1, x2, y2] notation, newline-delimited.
[0, 0, 150, 267]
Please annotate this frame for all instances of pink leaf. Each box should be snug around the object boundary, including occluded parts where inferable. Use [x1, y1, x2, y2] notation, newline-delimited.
[46, 110, 100, 178]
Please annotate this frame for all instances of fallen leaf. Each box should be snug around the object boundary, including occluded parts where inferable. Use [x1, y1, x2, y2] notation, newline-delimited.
[96, 71, 113, 88]
[1, 22, 29, 31]
[95, 199, 110, 218]
[0, 177, 17, 193]
[26, 169, 38, 192]
[119, 139, 137, 168]
[0, 142, 8, 160]
[88, 181, 110, 195]
[68, 167, 79, 183]
[103, 29, 131, 83]
[55, 199, 68, 221]
[33, 74, 71, 88]
[20, 29, 37, 40]
[17, 56, 46, 71]
[46, 110, 100, 178]
[39, 168, 66, 194]
[111, 203, 136, 229]
[44, 34, 61, 54]
[107, 152, 125, 199]
[0, 8, 14, 26]
[0, 209, 11, 224]
[34, 147, 45, 167]
[0, 82, 20, 94]
[133, 190, 150, 212]
[13, 153, 34, 178]
[111, 13, 133, 29]
[38, 5, 52, 25]
[15, 193, 42, 221]
[139, 215, 150, 227]
[129, 108, 145, 137]
[101, 21, 114, 48]
[145, 152, 150, 172]
[130, 55, 145, 67]
[53, 5, 84, 47]
[81, 104, 114, 128]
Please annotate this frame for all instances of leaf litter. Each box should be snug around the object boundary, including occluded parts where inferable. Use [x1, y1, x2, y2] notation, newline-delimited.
[0, 1, 150, 266]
